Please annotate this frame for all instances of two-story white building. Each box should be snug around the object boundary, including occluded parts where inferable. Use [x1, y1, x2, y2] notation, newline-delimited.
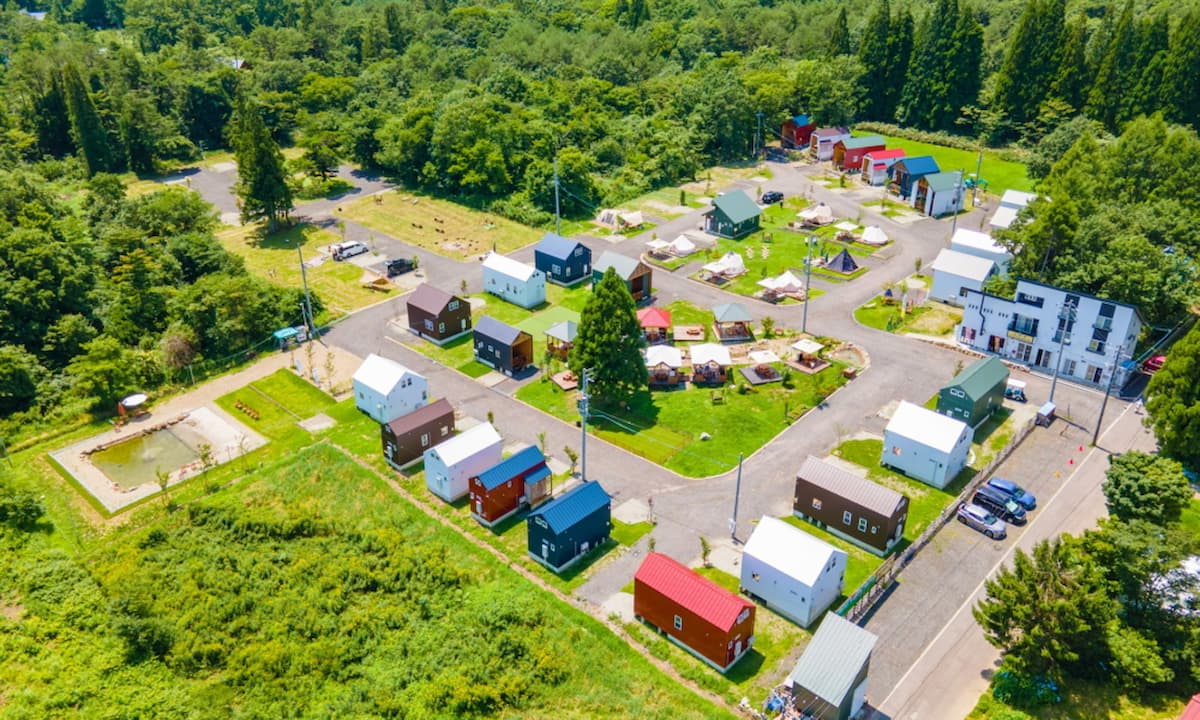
[957, 279, 1142, 388]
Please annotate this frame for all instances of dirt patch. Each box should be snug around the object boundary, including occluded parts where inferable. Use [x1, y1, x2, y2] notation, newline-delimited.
[1, 601, 24, 621]
[828, 344, 868, 368]
[906, 304, 962, 336]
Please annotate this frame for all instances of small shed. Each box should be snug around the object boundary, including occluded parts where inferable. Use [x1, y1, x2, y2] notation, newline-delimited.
[593, 251, 652, 302]
[637, 306, 672, 344]
[860, 148, 907, 185]
[950, 228, 1013, 270]
[810, 127, 852, 161]
[690, 343, 732, 385]
[891, 155, 941, 199]
[382, 398, 455, 470]
[703, 190, 762, 239]
[929, 248, 996, 306]
[793, 456, 908, 556]
[545, 320, 578, 360]
[740, 516, 847, 628]
[424, 421, 503, 502]
[407, 283, 472, 344]
[782, 114, 816, 149]
[788, 614, 878, 720]
[352, 353, 428, 424]
[937, 356, 1010, 428]
[831, 135, 886, 172]
[712, 302, 753, 342]
[482, 252, 546, 309]
[635, 552, 756, 673]
[534, 233, 591, 286]
[882, 401, 971, 489]
[825, 249, 859, 275]
[526, 480, 612, 572]
[916, 171, 963, 217]
[473, 316, 534, 377]
[469, 445, 551, 527]
[646, 345, 684, 387]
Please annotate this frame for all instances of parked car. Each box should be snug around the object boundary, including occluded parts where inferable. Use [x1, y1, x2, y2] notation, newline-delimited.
[760, 190, 784, 205]
[986, 476, 1037, 510]
[956, 502, 1007, 539]
[1143, 355, 1166, 373]
[973, 485, 1028, 525]
[386, 258, 416, 277]
[332, 241, 368, 261]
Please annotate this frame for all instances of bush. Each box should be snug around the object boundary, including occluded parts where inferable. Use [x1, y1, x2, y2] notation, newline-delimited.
[992, 671, 1062, 709]
[853, 121, 1030, 161]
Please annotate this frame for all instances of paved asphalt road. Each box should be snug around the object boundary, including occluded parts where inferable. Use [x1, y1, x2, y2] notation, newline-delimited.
[177, 158, 1138, 719]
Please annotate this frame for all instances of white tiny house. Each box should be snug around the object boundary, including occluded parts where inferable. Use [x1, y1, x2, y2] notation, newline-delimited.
[882, 401, 971, 489]
[482, 253, 546, 309]
[740, 516, 847, 627]
[352, 353, 428, 424]
[423, 422, 502, 502]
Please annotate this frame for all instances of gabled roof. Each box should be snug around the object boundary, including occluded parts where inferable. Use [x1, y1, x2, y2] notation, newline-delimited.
[637, 307, 672, 329]
[989, 205, 1020, 230]
[864, 148, 906, 161]
[744, 516, 845, 586]
[353, 354, 421, 396]
[812, 127, 851, 137]
[527, 480, 610, 533]
[646, 345, 683, 368]
[924, 171, 963, 193]
[385, 398, 454, 436]
[945, 356, 1010, 401]
[712, 302, 752, 323]
[429, 422, 501, 467]
[635, 552, 754, 632]
[797, 456, 907, 517]
[838, 135, 885, 150]
[483, 252, 540, 282]
[690, 343, 732, 367]
[708, 190, 762, 225]
[476, 445, 546, 491]
[885, 401, 969, 453]
[894, 155, 940, 176]
[407, 283, 460, 316]
[535, 233, 585, 261]
[1180, 693, 1200, 720]
[545, 320, 578, 343]
[931, 248, 996, 283]
[951, 228, 1010, 258]
[788, 114, 813, 126]
[474, 315, 527, 346]
[594, 251, 644, 281]
[789, 614, 877, 707]
[999, 189, 1037, 209]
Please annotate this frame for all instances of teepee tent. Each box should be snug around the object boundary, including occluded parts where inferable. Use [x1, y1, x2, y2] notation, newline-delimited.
[827, 248, 859, 274]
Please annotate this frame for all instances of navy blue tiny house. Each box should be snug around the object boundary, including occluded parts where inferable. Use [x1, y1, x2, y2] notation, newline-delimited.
[526, 481, 612, 572]
[534, 233, 592, 286]
[473, 315, 534, 377]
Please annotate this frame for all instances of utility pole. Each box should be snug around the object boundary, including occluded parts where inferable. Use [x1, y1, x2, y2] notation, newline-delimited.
[297, 245, 316, 340]
[553, 154, 562, 237]
[971, 150, 983, 207]
[730, 453, 743, 540]
[577, 368, 590, 482]
[802, 235, 815, 334]
[950, 168, 966, 236]
[755, 110, 764, 158]
[1093, 345, 1126, 446]
[1048, 298, 1078, 403]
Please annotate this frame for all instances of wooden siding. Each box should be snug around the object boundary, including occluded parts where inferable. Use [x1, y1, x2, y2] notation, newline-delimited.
[633, 579, 755, 672]
[792, 476, 907, 555]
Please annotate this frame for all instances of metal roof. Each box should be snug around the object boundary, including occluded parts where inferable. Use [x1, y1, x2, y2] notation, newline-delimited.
[788, 614, 877, 706]
[545, 320, 578, 343]
[427, 421, 501, 468]
[527, 480, 610, 533]
[950, 228, 1009, 258]
[474, 315, 528, 346]
[635, 552, 754, 632]
[999, 189, 1037, 209]
[407, 283, 459, 316]
[708, 190, 762, 225]
[637, 306, 672, 329]
[646, 345, 683, 368]
[743, 516, 846, 586]
[689, 343, 731, 367]
[385, 398, 454, 436]
[594, 251, 644, 281]
[482, 252, 541, 282]
[352, 353, 421, 397]
[894, 155, 940, 176]
[864, 148, 906, 161]
[797, 456, 906, 517]
[945, 356, 1009, 401]
[476, 445, 547, 491]
[931, 248, 996, 283]
[812, 127, 850, 137]
[989, 205, 1020, 229]
[885, 401, 970, 454]
[923, 170, 963, 193]
[535, 233, 585, 261]
[839, 135, 885, 150]
[789, 114, 812, 126]
[712, 302, 752, 323]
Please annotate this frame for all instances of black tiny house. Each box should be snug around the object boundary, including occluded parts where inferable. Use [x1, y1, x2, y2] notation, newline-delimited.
[526, 481, 612, 572]
[473, 315, 534, 377]
[534, 233, 591, 286]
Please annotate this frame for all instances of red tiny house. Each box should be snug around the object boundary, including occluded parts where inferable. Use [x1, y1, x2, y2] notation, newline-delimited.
[634, 553, 756, 673]
[468, 446, 550, 527]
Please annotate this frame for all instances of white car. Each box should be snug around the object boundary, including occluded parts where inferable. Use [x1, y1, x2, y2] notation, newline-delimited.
[332, 241, 368, 261]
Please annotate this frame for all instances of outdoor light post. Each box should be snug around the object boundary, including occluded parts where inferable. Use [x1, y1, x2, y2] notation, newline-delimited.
[802, 234, 816, 334]
[577, 368, 591, 482]
[1092, 344, 1128, 446]
[1048, 297, 1078, 403]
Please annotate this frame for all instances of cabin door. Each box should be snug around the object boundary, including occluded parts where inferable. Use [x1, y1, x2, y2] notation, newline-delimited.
[475, 499, 483, 517]
[541, 541, 549, 559]
[734, 640, 743, 658]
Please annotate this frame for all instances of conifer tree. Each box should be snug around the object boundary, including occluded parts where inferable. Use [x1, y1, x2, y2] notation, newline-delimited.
[898, 0, 970, 131]
[857, 0, 891, 117]
[1164, 10, 1200, 125]
[826, 8, 851, 57]
[569, 269, 646, 404]
[991, 0, 1066, 135]
[1129, 15, 1170, 122]
[947, 5, 984, 125]
[884, 10, 914, 120]
[1086, 2, 1137, 132]
[61, 64, 116, 176]
[33, 72, 74, 158]
[1049, 16, 1092, 113]
[231, 93, 293, 230]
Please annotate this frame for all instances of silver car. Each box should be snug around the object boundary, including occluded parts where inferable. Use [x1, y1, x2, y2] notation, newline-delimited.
[956, 502, 1007, 540]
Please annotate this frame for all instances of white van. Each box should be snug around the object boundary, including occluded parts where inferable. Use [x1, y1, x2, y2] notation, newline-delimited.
[332, 241, 368, 261]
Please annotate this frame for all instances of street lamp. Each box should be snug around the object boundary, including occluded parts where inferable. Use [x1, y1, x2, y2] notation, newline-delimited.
[1048, 297, 1078, 403]
[802, 234, 817, 334]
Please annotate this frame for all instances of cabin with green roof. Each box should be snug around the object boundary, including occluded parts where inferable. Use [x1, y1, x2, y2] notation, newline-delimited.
[936, 356, 1010, 428]
[703, 190, 762, 239]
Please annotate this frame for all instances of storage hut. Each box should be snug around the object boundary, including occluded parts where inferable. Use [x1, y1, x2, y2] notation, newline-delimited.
[482, 252, 546, 309]
[473, 316, 534, 377]
[937, 356, 1009, 428]
[787, 614, 878, 720]
[929, 248, 996, 306]
[593, 251, 652, 302]
[634, 552, 756, 673]
[703, 190, 762, 239]
[740, 516, 847, 627]
[381, 398, 455, 470]
[526, 480, 612, 572]
[468, 445, 551, 527]
[881, 401, 971, 489]
[534, 233, 591, 286]
[423, 421, 503, 502]
[793, 456, 909, 556]
[406, 283, 472, 344]
[352, 353, 428, 424]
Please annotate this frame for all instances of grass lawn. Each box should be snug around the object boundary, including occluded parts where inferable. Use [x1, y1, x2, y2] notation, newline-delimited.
[612, 519, 655, 546]
[214, 368, 337, 440]
[216, 222, 389, 319]
[516, 305, 582, 338]
[856, 296, 963, 337]
[1177, 496, 1200, 536]
[874, 133, 1033, 195]
[646, 253, 698, 272]
[339, 190, 542, 259]
[967, 679, 1186, 719]
[518, 364, 849, 477]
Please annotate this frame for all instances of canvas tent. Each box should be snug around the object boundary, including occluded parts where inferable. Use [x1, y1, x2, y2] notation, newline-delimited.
[860, 226, 888, 246]
[758, 271, 805, 294]
[798, 204, 835, 225]
[667, 235, 697, 256]
[826, 249, 859, 274]
[702, 252, 747, 278]
[646, 239, 669, 254]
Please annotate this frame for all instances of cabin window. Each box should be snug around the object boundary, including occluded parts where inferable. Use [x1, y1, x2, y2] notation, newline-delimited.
[811, 498, 822, 510]
[420, 433, 429, 446]
[752, 573, 760, 581]
[842, 511, 852, 525]
[438, 322, 445, 333]
[892, 445, 902, 456]
[871, 526, 878, 534]
[673, 615, 683, 630]
[424, 319, 434, 331]
[448, 300, 460, 311]
[552, 264, 562, 274]
[574, 248, 583, 256]
[858, 518, 868, 532]
[440, 425, 449, 436]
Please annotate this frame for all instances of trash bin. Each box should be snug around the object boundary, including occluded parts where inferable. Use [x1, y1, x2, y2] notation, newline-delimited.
[1036, 401, 1056, 427]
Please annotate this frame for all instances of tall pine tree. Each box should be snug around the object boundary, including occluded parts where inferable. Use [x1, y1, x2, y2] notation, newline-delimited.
[231, 93, 293, 230]
[1086, 2, 1137, 133]
[898, 0, 981, 132]
[857, 0, 892, 119]
[826, 8, 852, 57]
[1164, 10, 1200, 126]
[947, 5, 984, 126]
[569, 269, 646, 404]
[991, 0, 1066, 136]
[61, 64, 116, 177]
[1129, 15, 1170, 122]
[1049, 16, 1092, 113]
[884, 10, 914, 121]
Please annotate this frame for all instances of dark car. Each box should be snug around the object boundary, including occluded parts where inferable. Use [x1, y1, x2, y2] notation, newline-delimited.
[386, 258, 416, 277]
[956, 502, 1007, 540]
[986, 476, 1037, 510]
[760, 190, 784, 205]
[973, 485, 1028, 526]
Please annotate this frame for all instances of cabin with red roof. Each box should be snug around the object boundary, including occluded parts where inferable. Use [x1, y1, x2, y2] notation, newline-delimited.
[633, 552, 756, 673]
[1179, 694, 1200, 720]
[637, 306, 672, 344]
[860, 148, 907, 187]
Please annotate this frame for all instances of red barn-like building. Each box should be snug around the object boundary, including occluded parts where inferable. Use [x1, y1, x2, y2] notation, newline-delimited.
[634, 552, 756, 673]
[781, 114, 816, 149]
[468, 445, 551, 527]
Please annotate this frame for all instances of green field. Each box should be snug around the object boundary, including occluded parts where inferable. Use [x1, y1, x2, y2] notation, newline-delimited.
[875, 133, 1034, 195]
[968, 679, 1186, 719]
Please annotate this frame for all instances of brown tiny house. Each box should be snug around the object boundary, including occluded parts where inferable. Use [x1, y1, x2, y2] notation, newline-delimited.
[793, 456, 908, 556]
[468, 446, 551, 527]
[407, 283, 471, 344]
[381, 398, 455, 470]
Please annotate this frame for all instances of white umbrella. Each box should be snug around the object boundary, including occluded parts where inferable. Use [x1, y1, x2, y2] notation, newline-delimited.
[121, 393, 148, 408]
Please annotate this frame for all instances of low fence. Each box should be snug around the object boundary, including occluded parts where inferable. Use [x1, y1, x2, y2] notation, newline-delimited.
[837, 416, 1036, 623]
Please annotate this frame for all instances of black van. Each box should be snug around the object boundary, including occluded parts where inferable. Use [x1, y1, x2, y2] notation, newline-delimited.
[973, 485, 1028, 525]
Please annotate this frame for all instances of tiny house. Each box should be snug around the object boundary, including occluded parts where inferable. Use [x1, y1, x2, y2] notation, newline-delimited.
[406, 283, 471, 344]
[526, 481, 611, 572]
[469, 445, 551, 527]
[423, 422, 503, 502]
[793, 456, 908, 556]
[788, 614, 878, 720]
[352, 354, 428, 424]
[882, 401, 971, 489]
[740, 516, 847, 627]
[482, 252, 546, 309]
[534, 233, 591, 286]
[473, 316, 534, 377]
[381, 398, 455, 470]
[937, 356, 1009, 428]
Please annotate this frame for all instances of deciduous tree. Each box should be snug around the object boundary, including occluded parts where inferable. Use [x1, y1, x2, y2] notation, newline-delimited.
[1146, 328, 1200, 470]
[1102, 452, 1192, 526]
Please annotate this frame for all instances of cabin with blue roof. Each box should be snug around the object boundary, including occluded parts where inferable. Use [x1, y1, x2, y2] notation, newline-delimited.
[891, 155, 941, 199]
[782, 114, 816, 149]
[469, 446, 551, 527]
[534, 233, 592, 286]
[526, 481, 612, 572]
